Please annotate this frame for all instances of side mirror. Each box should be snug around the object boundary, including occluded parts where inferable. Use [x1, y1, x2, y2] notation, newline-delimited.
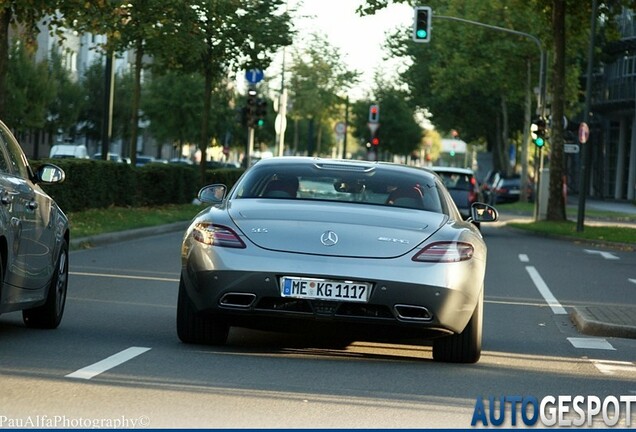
[470, 202, 499, 223]
[198, 184, 227, 204]
[36, 164, 65, 184]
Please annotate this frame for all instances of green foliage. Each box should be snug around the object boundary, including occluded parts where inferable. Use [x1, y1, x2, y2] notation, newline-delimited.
[5, 41, 55, 131]
[34, 159, 244, 213]
[45, 48, 85, 140]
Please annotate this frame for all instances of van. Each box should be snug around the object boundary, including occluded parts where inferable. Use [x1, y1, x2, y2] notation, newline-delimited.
[49, 144, 89, 159]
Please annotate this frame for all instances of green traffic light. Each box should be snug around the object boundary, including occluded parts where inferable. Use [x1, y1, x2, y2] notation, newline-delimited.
[257, 119, 264, 127]
[534, 137, 544, 147]
[416, 30, 427, 39]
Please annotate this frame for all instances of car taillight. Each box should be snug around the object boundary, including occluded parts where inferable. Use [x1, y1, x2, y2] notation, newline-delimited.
[192, 223, 246, 248]
[412, 242, 474, 262]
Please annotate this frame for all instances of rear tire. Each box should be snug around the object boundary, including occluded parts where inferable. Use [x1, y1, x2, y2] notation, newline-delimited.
[433, 289, 483, 363]
[23, 240, 68, 329]
[176, 276, 229, 345]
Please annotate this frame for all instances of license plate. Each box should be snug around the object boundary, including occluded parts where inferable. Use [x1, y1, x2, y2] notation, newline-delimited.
[280, 276, 371, 303]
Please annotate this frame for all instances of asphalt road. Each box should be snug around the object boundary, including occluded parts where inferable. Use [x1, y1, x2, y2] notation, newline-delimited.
[1, 225, 635, 428]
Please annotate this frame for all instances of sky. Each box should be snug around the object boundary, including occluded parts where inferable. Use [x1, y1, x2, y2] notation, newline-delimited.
[264, 0, 415, 101]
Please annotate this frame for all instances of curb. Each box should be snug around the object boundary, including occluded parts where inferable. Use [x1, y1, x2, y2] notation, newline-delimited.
[70, 221, 188, 250]
[570, 306, 636, 339]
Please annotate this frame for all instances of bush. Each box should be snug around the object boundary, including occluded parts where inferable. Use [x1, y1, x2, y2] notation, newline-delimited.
[32, 159, 244, 213]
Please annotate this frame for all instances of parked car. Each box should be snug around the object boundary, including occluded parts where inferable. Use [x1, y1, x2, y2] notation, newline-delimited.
[0, 120, 69, 328]
[479, 169, 500, 204]
[92, 152, 124, 163]
[430, 166, 482, 221]
[49, 143, 89, 159]
[177, 157, 498, 363]
[489, 174, 534, 204]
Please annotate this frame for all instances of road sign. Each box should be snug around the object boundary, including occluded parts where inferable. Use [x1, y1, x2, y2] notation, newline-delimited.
[578, 122, 589, 144]
[367, 122, 379, 136]
[564, 143, 580, 154]
[245, 69, 264, 84]
[335, 122, 346, 136]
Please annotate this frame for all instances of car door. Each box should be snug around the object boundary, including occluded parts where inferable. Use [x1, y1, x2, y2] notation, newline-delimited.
[0, 124, 50, 291]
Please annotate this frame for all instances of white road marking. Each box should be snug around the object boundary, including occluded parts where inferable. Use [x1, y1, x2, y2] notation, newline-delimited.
[567, 337, 615, 350]
[525, 266, 567, 315]
[66, 347, 151, 380]
[70, 271, 179, 282]
[629, 278, 636, 285]
[518, 254, 529, 262]
[584, 249, 619, 260]
[591, 359, 635, 375]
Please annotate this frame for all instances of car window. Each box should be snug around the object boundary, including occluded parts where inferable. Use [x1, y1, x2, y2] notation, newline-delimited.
[436, 172, 474, 191]
[235, 163, 445, 213]
[0, 126, 29, 178]
[0, 134, 11, 173]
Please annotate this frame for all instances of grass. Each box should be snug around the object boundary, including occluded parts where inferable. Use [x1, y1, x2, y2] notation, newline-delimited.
[68, 203, 203, 238]
[496, 201, 636, 246]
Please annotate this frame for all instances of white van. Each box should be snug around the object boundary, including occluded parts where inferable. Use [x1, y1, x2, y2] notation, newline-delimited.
[49, 144, 89, 159]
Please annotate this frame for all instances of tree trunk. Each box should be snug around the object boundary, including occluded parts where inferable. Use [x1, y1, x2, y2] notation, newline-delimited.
[129, 40, 143, 167]
[200, 69, 213, 185]
[501, 96, 512, 176]
[547, 0, 567, 221]
[521, 59, 532, 202]
[0, 8, 11, 119]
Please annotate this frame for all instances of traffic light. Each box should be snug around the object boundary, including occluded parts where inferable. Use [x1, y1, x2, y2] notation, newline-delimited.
[531, 117, 546, 148]
[413, 6, 432, 43]
[255, 98, 267, 127]
[371, 137, 379, 146]
[369, 104, 379, 123]
[245, 88, 257, 127]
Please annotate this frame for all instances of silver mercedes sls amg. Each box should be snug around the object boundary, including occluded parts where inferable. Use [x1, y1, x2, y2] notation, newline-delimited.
[177, 157, 498, 363]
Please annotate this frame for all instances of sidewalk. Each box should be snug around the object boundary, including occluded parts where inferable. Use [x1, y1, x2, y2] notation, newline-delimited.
[496, 198, 636, 340]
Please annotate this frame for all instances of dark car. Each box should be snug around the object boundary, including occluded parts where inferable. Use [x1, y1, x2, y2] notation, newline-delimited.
[0, 119, 70, 329]
[177, 157, 499, 363]
[490, 174, 524, 204]
[430, 167, 482, 220]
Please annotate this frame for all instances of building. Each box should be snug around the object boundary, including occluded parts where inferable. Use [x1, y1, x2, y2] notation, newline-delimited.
[584, 7, 636, 201]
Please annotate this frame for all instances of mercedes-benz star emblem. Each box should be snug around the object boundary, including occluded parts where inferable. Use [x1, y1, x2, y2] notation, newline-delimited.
[320, 230, 339, 246]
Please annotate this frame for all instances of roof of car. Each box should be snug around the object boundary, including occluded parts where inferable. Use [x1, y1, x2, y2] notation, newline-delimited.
[429, 166, 475, 175]
[254, 156, 437, 177]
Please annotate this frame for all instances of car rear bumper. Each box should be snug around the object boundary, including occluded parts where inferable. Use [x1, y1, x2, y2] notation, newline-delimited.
[181, 268, 479, 337]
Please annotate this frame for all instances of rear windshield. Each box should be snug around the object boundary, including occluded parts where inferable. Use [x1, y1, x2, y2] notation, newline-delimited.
[234, 162, 446, 213]
[435, 171, 475, 191]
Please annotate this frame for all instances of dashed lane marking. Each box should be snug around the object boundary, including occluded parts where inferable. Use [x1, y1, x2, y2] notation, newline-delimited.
[66, 347, 151, 380]
[525, 266, 567, 315]
[519, 254, 529, 262]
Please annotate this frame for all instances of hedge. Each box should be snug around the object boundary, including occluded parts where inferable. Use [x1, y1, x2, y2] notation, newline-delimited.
[32, 159, 245, 213]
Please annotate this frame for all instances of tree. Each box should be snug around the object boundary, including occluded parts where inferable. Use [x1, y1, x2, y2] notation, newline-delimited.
[0, 1, 58, 119]
[159, 0, 294, 183]
[56, 0, 182, 166]
[288, 33, 359, 156]
[142, 70, 205, 157]
[5, 40, 55, 132]
[45, 47, 85, 144]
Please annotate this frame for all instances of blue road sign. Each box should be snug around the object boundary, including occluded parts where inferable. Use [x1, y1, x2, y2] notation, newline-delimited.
[245, 69, 264, 84]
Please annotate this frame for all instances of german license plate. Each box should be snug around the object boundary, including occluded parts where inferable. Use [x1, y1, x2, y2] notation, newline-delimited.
[280, 276, 371, 302]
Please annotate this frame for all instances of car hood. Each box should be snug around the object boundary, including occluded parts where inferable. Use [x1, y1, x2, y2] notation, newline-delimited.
[227, 199, 447, 258]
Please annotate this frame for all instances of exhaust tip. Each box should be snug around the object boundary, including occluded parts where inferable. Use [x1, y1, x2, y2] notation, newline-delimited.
[219, 292, 256, 308]
[394, 304, 432, 321]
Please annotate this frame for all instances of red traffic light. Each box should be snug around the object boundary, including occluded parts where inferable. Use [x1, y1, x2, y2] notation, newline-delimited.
[371, 137, 379, 146]
[369, 104, 379, 123]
